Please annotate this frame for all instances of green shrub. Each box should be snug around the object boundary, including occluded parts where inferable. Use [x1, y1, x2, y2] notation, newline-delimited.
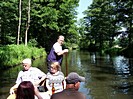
[0, 44, 46, 69]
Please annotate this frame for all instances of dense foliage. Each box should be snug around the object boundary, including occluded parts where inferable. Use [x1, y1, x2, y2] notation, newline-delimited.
[1, 0, 80, 51]
[78, 0, 133, 57]
[0, 44, 46, 69]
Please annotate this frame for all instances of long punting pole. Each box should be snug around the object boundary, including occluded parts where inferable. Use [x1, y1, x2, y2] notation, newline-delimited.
[65, 53, 68, 76]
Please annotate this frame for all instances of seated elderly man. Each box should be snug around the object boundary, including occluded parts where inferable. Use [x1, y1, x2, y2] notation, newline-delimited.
[50, 72, 86, 99]
[10, 58, 46, 94]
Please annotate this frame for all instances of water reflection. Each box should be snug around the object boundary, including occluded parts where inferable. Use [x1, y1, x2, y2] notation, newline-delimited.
[111, 56, 133, 96]
[113, 56, 130, 76]
[69, 50, 82, 68]
[74, 51, 133, 99]
[90, 52, 96, 63]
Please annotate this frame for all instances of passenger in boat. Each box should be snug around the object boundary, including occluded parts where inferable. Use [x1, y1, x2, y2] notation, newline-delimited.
[50, 72, 86, 99]
[47, 35, 68, 72]
[46, 62, 66, 95]
[7, 81, 43, 99]
[9, 58, 46, 94]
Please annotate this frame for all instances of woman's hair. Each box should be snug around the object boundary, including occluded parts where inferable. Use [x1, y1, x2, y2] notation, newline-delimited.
[51, 62, 61, 71]
[16, 81, 35, 99]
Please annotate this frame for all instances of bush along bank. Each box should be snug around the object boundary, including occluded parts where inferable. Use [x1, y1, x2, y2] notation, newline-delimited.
[0, 44, 47, 69]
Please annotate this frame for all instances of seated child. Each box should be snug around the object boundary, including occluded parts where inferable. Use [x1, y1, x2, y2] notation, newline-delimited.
[46, 62, 66, 95]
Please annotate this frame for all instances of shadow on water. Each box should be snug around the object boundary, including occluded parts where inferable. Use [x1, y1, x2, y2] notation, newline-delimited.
[0, 50, 133, 99]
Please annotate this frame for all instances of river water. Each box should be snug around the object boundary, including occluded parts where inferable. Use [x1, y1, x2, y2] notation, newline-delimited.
[0, 50, 133, 99]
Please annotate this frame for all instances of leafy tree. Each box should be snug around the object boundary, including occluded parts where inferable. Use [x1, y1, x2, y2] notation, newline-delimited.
[1, 0, 80, 52]
[80, 0, 133, 56]
[1, 0, 18, 45]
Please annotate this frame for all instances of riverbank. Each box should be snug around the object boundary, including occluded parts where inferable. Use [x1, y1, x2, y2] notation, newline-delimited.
[0, 44, 47, 69]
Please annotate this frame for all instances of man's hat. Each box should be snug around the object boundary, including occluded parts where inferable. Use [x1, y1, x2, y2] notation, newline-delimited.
[66, 72, 85, 84]
[22, 58, 32, 65]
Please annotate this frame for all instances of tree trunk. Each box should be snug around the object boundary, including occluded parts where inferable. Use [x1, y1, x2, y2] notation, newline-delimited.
[25, 0, 30, 46]
[17, 0, 22, 45]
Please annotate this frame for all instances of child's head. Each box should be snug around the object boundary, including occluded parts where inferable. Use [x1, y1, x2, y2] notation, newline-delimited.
[50, 62, 60, 74]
